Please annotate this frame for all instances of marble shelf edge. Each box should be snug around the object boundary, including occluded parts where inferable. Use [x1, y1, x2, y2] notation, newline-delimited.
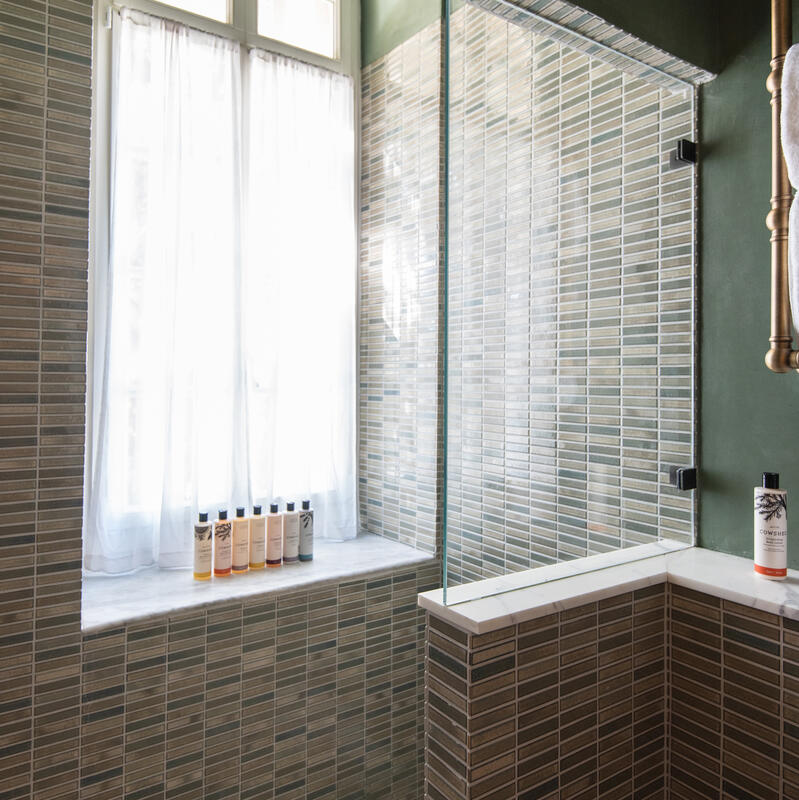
[418, 545, 799, 634]
[83, 533, 437, 633]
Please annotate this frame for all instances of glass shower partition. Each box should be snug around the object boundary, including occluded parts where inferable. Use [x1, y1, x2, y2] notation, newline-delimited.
[442, 0, 699, 603]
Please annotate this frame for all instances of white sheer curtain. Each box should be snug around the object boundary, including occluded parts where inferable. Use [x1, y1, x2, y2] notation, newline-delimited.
[84, 8, 357, 574]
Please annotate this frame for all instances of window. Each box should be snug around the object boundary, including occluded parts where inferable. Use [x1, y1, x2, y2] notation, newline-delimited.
[130, 0, 343, 61]
[158, 0, 229, 22]
[86, 6, 358, 573]
[258, 0, 338, 59]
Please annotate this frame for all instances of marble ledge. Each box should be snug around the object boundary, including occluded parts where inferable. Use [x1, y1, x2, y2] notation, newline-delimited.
[82, 533, 436, 633]
[418, 545, 799, 635]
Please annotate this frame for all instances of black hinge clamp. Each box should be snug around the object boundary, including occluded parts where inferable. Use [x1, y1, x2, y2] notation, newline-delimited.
[673, 139, 697, 165]
[669, 466, 697, 491]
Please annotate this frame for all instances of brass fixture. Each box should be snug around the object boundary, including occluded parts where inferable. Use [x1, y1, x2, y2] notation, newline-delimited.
[766, 0, 798, 372]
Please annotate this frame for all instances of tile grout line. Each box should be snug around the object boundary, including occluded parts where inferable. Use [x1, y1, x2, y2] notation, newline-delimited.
[781, 612, 785, 800]
[664, 581, 671, 797]
[32, 0, 50, 795]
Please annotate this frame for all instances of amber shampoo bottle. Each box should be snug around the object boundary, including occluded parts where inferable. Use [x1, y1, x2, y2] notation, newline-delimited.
[213, 510, 232, 577]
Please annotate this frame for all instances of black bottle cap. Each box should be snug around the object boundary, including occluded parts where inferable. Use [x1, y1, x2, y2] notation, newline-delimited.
[286, 501, 295, 512]
[302, 499, 310, 510]
[218, 510, 227, 520]
[236, 507, 245, 517]
[253, 505, 262, 515]
[270, 503, 279, 514]
[199, 512, 208, 523]
[763, 472, 780, 489]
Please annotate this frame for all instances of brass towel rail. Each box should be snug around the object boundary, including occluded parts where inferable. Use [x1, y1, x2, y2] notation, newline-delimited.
[766, 0, 797, 372]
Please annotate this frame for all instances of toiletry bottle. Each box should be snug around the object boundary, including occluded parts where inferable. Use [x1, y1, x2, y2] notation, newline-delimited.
[232, 507, 250, 574]
[299, 499, 313, 562]
[193, 511, 213, 580]
[283, 501, 299, 563]
[213, 510, 232, 577]
[266, 502, 283, 567]
[755, 472, 788, 580]
[249, 505, 266, 570]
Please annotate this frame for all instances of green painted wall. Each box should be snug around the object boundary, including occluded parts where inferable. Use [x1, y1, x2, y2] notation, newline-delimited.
[699, 1, 799, 565]
[567, 0, 722, 74]
[361, 0, 441, 66]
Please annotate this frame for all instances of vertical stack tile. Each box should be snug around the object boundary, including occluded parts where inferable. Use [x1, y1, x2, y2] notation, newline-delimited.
[668, 583, 722, 798]
[336, 580, 366, 798]
[783, 616, 799, 797]
[720, 600, 782, 800]
[239, 597, 275, 800]
[305, 588, 336, 799]
[596, 594, 634, 798]
[364, 576, 393, 797]
[425, 585, 667, 799]
[274, 592, 307, 798]
[204, 604, 243, 799]
[166, 611, 207, 800]
[391, 571, 423, 797]
[124, 621, 167, 799]
[79, 627, 124, 799]
[632, 584, 666, 798]
[358, 21, 444, 558]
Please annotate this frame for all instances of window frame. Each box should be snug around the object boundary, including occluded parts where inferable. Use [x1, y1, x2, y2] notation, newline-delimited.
[99, 0, 354, 72]
[86, 0, 361, 547]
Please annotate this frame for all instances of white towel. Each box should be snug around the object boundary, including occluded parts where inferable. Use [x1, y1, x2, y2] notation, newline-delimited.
[780, 44, 799, 332]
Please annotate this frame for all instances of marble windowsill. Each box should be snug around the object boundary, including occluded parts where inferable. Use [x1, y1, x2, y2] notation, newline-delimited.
[418, 545, 799, 634]
[82, 533, 436, 632]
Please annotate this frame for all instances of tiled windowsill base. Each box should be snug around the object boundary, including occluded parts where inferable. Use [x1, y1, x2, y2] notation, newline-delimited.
[419, 545, 799, 633]
[82, 533, 436, 632]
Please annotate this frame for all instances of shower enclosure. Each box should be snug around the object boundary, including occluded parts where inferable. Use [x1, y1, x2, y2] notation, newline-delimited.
[442, 0, 704, 600]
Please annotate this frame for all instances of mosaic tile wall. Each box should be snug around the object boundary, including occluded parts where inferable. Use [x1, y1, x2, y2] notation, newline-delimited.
[668, 583, 799, 800]
[81, 562, 439, 800]
[425, 581, 799, 800]
[446, 4, 697, 585]
[359, 21, 445, 556]
[425, 583, 668, 799]
[0, 3, 443, 799]
[0, 0, 92, 798]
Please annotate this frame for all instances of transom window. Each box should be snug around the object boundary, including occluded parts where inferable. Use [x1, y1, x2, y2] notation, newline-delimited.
[258, 0, 338, 60]
[158, 0, 229, 23]
[154, 0, 340, 59]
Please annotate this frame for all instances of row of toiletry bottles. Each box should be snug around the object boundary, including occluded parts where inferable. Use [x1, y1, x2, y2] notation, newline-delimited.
[193, 501, 313, 580]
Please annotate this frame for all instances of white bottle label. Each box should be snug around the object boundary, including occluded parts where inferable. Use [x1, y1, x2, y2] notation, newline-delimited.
[250, 516, 266, 566]
[754, 487, 788, 578]
[233, 519, 250, 570]
[299, 510, 313, 557]
[283, 513, 299, 560]
[214, 521, 232, 572]
[194, 524, 213, 575]
[267, 515, 283, 563]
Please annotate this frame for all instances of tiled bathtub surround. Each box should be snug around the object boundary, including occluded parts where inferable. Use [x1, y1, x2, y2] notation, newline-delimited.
[423, 550, 799, 799]
[446, 3, 697, 585]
